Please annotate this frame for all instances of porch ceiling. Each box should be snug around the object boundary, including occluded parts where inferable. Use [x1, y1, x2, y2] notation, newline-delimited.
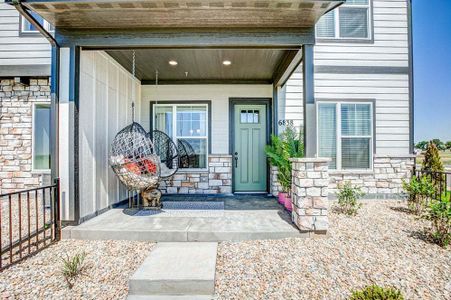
[18, 0, 344, 29]
[106, 48, 295, 84]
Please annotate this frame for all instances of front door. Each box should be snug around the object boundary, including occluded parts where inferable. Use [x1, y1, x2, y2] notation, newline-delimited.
[233, 104, 267, 192]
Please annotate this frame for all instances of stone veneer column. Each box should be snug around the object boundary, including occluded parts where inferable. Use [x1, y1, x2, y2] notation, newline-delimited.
[290, 158, 330, 234]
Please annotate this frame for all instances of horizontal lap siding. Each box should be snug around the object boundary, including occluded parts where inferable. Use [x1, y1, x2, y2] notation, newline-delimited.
[282, 0, 410, 156]
[0, 1, 51, 66]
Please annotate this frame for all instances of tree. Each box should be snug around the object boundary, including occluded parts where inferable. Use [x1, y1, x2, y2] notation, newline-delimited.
[415, 141, 428, 151]
[446, 141, 451, 151]
[422, 141, 445, 194]
[431, 138, 446, 151]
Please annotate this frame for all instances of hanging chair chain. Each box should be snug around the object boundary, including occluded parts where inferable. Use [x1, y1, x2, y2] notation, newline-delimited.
[131, 50, 136, 122]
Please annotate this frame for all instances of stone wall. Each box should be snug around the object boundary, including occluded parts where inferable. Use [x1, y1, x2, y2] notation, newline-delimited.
[270, 166, 282, 197]
[0, 78, 51, 194]
[290, 158, 330, 234]
[159, 154, 232, 194]
[329, 155, 415, 198]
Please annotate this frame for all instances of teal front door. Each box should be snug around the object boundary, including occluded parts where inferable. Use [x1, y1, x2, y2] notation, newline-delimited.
[233, 104, 267, 192]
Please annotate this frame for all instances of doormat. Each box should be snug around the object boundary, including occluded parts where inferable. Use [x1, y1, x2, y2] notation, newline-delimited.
[124, 201, 225, 217]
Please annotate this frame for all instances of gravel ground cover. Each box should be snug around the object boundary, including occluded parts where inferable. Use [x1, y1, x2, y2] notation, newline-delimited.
[216, 200, 451, 300]
[0, 239, 154, 299]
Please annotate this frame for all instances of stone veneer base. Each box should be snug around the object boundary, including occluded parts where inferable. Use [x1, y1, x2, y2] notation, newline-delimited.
[159, 154, 232, 195]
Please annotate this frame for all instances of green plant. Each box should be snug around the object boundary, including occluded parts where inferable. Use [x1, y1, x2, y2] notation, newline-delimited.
[422, 141, 445, 193]
[423, 198, 451, 247]
[349, 285, 404, 300]
[265, 125, 304, 193]
[61, 252, 87, 289]
[402, 175, 435, 214]
[336, 181, 364, 216]
[415, 140, 428, 151]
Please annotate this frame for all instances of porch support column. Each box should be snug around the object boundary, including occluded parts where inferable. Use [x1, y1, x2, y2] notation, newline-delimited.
[58, 46, 80, 224]
[290, 158, 330, 234]
[302, 45, 317, 157]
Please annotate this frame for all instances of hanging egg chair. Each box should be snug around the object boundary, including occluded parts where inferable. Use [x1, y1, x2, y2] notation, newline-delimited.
[109, 122, 160, 192]
[150, 130, 179, 178]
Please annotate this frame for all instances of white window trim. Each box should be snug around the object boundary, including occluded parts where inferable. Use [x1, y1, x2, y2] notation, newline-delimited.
[316, 101, 374, 171]
[316, 1, 372, 41]
[20, 16, 54, 33]
[32, 102, 51, 174]
[152, 103, 209, 171]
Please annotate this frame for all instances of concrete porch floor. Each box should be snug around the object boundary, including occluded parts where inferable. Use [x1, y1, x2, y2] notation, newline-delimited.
[62, 195, 305, 242]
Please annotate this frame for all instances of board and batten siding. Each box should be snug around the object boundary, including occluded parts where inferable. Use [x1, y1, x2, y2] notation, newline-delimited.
[79, 50, 141, 220]
[281, 0, 410, 156]
[0, 1, 51, 74]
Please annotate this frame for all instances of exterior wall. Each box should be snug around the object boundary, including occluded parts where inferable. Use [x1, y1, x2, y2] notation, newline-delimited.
[270, 166, 282, 197]
[278, 0, 412, 197]
[0, 78, 51, 194]
[159, 154, 232, 194]
[0, 1, 51, 75]
[141, 84, 273, 154]
[78, 50, 141, 220]
[329, 155, 415, 198]
[141, 84, 272, 194]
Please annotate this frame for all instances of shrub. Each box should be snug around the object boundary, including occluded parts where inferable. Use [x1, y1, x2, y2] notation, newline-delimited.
[349, 285, 404, 300]
[423, 198, 451, 247]
[402, 175, 435, 214]
[336, 181, 364, 216]
[265, 125, 304, 193]
[421, 141, 445, 193]
[61, 252, 87, 289]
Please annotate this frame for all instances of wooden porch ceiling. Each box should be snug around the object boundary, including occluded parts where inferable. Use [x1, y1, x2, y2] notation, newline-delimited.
[19, 0, 344, 29]
[105, 48, 297, 84]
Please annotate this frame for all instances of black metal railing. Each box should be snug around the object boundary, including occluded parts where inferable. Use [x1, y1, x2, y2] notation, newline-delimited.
[413, 168, 451, 201]
[0, 179, 60, 271]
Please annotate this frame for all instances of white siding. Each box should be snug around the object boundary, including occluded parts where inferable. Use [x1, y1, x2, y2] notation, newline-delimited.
[0, 1, 51, 67]
[79, 50, 141, 219]
[281, 0, 411, 156]
[141, 85, 273, 154]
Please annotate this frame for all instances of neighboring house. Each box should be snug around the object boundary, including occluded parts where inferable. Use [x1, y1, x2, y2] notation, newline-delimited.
[0, 0, 52, 194]
[2, 0, 414, 226]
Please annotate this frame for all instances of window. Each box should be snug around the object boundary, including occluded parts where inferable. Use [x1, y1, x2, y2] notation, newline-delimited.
[318, 102, 373, 170]
[33, 104, 51, 171]
[316, 0, 371, 40]
[153, 104, 208, 169]
[21, 13, 54, 33]
[240, 110, 259, 124]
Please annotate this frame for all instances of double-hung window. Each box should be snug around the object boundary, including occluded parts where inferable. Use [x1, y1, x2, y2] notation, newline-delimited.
[318, 102, 373, 170]
[21, 13, 54, 33]
[33, 103, 51, 172]
[153, 103, 208, 170]
[316, 0, 371, 40]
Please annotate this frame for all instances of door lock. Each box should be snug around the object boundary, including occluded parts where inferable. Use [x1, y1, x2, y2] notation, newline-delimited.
[234, 152, 238, 168]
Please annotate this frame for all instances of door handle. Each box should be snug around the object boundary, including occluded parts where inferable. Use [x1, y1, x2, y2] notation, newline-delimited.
[234, 152, 238, 168]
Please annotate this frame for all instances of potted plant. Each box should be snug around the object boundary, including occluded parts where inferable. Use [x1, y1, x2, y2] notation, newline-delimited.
[266, 125, 304, 211]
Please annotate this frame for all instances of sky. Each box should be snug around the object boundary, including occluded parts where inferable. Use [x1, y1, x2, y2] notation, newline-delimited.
[413, 0, 451, 142]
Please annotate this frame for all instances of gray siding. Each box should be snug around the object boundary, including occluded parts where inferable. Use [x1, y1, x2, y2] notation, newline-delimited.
[281, 0, 410, 156]
[0, 1, 51, 75]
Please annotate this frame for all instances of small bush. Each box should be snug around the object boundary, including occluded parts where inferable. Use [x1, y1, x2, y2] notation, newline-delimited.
[61, 252, 87, 289]
[402, 175, 435, 214]
[423, 198, 451, 247]
[349, 285, 404, 300]
[421, 141, 445, 193]
[336, 181, 364, 216]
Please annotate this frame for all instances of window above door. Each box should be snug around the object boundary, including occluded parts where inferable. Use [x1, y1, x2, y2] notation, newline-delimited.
[316, 0, 372, 42]
[20, 13, 54, 35]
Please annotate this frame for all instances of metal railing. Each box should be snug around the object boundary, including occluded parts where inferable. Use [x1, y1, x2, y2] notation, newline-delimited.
[413, 168, 451, 201]
[0, 179, 60, 271]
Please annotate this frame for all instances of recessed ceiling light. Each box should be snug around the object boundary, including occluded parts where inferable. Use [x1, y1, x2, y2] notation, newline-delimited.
[223, 60, 232, 66]
[168, 60, 178, 66]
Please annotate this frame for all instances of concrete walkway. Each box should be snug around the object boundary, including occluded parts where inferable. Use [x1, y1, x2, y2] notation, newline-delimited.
[63, 195, 305, 242]
[128, 242, 217, 299]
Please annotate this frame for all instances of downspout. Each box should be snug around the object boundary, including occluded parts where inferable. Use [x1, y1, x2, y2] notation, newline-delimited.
[407, 0, 415, 154]
[11, 0, 60, 180]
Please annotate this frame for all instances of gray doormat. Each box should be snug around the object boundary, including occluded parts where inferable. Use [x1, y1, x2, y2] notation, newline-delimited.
[124, 201, 225, 217]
